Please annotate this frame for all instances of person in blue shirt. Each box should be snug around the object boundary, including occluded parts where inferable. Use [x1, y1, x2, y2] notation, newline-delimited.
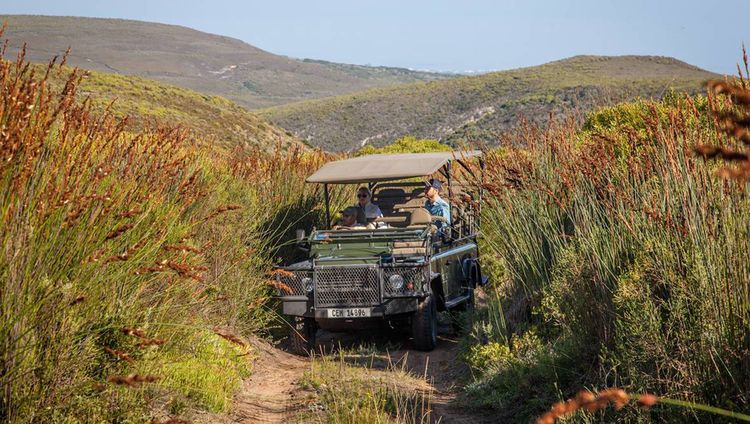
[423, 178, 451, 231]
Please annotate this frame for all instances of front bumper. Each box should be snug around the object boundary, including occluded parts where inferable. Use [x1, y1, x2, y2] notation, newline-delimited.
[280, 295, 422, 318]
[275, 263, 429, 318]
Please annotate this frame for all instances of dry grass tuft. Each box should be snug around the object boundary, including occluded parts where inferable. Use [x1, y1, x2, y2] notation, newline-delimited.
[103, 347, 135, 364]
[536, 388, 654, 423]
[203, 204, 242, 222]
[151, 419, 192, 424]
[213, 328, 246, 347]
[136, 338, 166, 349]
[696, 50, 750, 181]
[121, 327, 148, 338]
[264, 279, 293, 295]
[106, 374, 160, 387]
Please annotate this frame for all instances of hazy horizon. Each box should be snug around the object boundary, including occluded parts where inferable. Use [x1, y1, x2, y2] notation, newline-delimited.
[1, 0, 747, 75]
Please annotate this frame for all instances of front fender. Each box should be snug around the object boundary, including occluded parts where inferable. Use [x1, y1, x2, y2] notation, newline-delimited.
[461, 257, 486, 288]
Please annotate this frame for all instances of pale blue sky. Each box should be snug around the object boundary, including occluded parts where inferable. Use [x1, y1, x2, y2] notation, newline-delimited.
[2, 0, 747, 74]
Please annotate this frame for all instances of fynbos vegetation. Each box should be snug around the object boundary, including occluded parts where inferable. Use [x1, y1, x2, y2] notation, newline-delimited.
[463, 66, 750, 421]
[260, 55, 716, 151]
[2, 20, 748, 423]
[0, 34, 330, 422]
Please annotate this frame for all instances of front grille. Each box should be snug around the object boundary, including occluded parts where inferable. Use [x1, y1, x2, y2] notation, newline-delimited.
[275, 270, 311, 296]
[314, 266, 380, 307]
[382, 266, 427, 295]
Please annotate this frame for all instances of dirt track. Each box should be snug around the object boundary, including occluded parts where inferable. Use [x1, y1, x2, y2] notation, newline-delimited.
[211, 324, 495, 424]
[228, 339, 310, 423]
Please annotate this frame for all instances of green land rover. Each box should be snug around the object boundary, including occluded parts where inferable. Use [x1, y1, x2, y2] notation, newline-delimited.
[274, 151, 488, 354]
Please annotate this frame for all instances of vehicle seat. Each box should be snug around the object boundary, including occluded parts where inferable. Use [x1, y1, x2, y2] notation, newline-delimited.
[378, 211, 411, 228]
[372, 188, 406, 215]
[408, 208, 432, 227]
[394, 197, 425, 211]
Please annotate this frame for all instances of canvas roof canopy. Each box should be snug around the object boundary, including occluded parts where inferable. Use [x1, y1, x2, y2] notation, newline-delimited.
[306, 151, 482, 184]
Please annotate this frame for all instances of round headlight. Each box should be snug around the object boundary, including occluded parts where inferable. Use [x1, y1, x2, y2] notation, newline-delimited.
[302, 277, 313, 293]
[388, 274, 405, 291]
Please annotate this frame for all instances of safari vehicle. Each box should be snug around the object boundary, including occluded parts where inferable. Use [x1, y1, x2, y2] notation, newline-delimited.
[274, 151, 488, 354]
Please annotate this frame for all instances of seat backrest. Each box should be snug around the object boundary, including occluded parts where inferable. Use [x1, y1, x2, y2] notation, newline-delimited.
[394, 197, 425, 210]
[373, 186, 426, 210]
[372, 188, 406, 214]
[381, 211, 411, 228]
[373, 184, 431, 229]
[373, 188, 406, 200]
[408, 208, 432, 227]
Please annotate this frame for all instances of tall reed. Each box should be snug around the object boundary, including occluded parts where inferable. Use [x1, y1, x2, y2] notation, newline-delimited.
[472, 89, 750, 420]
[0, 35, 334, 421]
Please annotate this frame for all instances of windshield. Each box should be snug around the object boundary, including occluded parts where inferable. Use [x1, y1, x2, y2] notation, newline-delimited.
[325, 182, 427, 231]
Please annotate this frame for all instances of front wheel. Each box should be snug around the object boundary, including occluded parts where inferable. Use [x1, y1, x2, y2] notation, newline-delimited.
[411, 295, 437, 351]
[289, 316, 317, 356]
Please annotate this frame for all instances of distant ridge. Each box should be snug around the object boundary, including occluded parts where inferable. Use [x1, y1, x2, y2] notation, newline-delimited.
[34, 63, 302, 151]
[259, 55, 718, 151]
[0, 14, 454, 109]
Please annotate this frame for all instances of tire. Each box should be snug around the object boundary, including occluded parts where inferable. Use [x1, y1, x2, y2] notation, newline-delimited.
[289, 316, 316, 356]
[411, 295, 438, 351]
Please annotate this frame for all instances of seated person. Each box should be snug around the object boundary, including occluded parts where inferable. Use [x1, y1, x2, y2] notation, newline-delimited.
[423, 179, 451, 232]
[332, 206, 366, 230]
[355, 187, 383, 224]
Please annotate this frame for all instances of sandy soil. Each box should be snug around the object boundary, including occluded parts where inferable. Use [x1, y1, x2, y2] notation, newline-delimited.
[227, 339, 310, 423]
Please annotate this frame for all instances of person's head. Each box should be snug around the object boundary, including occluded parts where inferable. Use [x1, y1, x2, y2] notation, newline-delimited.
[356, 186, 371, 206]
[424, 179, 442, 200]
[340, 206, 358, 227]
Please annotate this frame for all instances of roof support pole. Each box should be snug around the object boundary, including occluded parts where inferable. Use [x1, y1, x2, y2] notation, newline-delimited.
[446, 161, 453, 233]
[478, 157, 485, 229]
[324, 183, 331, 228]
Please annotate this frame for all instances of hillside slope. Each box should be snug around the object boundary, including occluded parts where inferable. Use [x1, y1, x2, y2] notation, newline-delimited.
[259, 55, 717, 151]
[42, 63, 301, 150]
[1, 15, 453, 109]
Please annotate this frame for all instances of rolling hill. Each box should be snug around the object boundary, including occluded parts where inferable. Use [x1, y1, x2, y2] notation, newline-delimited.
[39, 63, 302, 151]
[259, 55, 718, 151]
[0, 15, 453, 109]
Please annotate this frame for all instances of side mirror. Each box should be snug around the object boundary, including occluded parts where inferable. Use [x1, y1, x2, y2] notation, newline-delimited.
[295, 229, 306, 242]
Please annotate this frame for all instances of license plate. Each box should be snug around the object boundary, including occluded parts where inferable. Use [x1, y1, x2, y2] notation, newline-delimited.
[326, 308, 371, 318]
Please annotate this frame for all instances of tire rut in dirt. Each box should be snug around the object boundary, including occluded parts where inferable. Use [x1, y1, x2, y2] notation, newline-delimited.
[229, 338, 311, 423]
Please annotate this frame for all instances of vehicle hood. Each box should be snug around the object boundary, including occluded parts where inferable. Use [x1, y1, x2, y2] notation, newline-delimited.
[309, 228, 428, 262]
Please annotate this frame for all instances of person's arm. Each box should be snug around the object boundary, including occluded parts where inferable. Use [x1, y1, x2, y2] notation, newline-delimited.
[366, 204, 383, 227]
[440, 200, 451, 225]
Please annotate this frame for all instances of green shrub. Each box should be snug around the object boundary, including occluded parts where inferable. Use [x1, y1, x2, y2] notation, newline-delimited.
[463, 342, 512, 374]
[159, 332, 252, 412]
[356, 136, 452, 155]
